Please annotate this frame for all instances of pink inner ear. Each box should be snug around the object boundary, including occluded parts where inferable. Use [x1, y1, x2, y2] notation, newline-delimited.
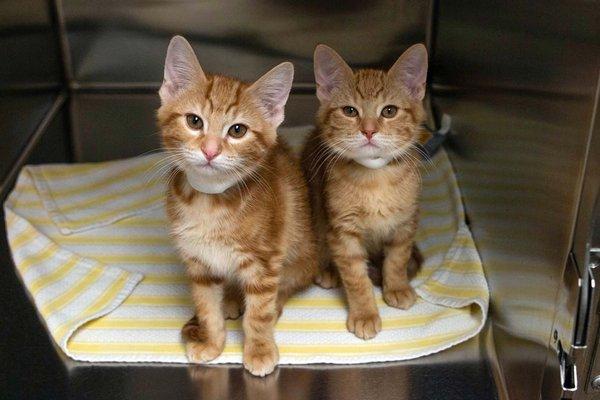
[314, 45, 353, 103]
[248, 62, 294, 128]
[389, 44, 428, 101]
[159, 36, 205, 103]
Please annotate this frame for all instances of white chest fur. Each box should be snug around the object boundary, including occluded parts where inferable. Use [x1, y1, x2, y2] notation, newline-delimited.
[171, 198, 243, 278]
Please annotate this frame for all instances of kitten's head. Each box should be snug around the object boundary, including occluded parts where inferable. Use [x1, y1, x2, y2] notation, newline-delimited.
[157, 36, 293, 189]
[313, 44, 427, 166]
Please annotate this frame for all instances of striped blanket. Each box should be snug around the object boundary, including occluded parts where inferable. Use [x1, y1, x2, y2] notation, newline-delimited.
[4, 135, 488, 364]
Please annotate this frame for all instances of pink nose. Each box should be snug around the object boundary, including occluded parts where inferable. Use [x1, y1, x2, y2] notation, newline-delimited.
[201, 148, 219, 161]
[361, 129, 377, 140]
[201, 140, 221, 161]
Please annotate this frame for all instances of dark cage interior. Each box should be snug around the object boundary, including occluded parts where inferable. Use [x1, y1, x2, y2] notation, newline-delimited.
[1, 1, 599, 399]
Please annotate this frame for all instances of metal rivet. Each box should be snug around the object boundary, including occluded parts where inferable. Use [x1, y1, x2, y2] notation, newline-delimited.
[591, 375, 600, 390]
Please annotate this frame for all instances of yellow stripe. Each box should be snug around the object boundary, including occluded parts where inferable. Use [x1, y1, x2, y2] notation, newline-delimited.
[86, 253, 180, 265]
[86, 308, 463, 331]
[421, 280, 486, 299]
[142, 275, 189, 284]
[54, 272, 130, 340]
[420, 208, 455, 218]
[18, 243, 61, 274]
[82, 273, 129, 316]
[29, 160, 157, 198]
[124, 295, 191, 306]
[420, 193, 452, 203]
[9, 224, 37, 249]
[57, 182, 162, 213]
[22, 215, 166, 228]
[417, 222, 458, 239]
[58, 226, 463, 249]
[40, 267, 104, 315]
[29, 255, 80, 294]
[122, 295, 406, 308]
[61, 234, 171, 246]
[5, 212, 18, 227]
[68, 329, 472, 355]
[59, 192, 164, 229]
[422, 171, 452, 188]
[37, 163, 109, 178]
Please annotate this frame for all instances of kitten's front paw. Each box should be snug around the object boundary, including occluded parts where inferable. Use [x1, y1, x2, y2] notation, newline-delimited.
[243, 340, 279, 377]
[314, 269, 339, 289]
[384, 286, 417, 310]
[347, 310, 382, 340]
[182, 318, 225, 363]
[185, 339, 225, 363]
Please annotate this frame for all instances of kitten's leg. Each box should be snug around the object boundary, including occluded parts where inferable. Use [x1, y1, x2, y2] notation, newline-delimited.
[382, 224, 418, 310]
[276, 254, 318, 317]
[182, 276, 226, 363]
[240, 262, 280, 377]
[328, 229, 381, 340]
[314, 210, 339, 289]
[223, 283, 244, 320]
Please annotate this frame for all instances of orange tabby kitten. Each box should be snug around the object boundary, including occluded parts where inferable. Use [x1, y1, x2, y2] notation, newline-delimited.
[158, 36, 317, 376]
[301, 44, 427, 340]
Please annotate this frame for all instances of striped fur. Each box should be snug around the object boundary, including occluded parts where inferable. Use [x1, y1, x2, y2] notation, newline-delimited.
[158, 38, 317, 376]
[301, 45, 427, 340]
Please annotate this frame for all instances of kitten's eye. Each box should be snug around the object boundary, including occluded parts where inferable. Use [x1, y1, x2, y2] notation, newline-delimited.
[342, 106, 358, 117]
[185, 114, 203, 130]
[228, 124, 248, 139]
[381, 105, 398, 118]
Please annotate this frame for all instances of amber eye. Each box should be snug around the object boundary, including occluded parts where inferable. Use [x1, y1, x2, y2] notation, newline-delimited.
[185, 114, 203, 130]
[228, 124, 248, 138]
[381, 105, 398, 118]
[342, 106, 359, 117]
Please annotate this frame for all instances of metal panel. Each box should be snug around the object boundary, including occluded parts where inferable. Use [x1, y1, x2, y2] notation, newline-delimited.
[0, 105, 70, 399]
[0, 0, 61, 90]
[70, 93, 318, 161]
[432, 1, 600, 399]
[62, 0, 429, 87]
[431, 0, 599, 95]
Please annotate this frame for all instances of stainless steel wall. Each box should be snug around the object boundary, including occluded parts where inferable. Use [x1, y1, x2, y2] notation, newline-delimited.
[63, 0, 428, 87]
[0, 0, 61, 90]
[431, 1, 600, 398]
[0, 0, 68, 197]
[58, 0, 430, 161]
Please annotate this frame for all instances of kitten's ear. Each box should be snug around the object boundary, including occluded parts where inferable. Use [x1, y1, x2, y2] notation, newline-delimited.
[388, 44, 428, 101]
[247, 62, 294, 127]
[159, 35, 206, 104]
[314, 45, 354, 103]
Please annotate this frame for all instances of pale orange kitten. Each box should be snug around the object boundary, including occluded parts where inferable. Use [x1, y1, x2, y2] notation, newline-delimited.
[301, 44, 427, 340]
[158, 36, 317, 376]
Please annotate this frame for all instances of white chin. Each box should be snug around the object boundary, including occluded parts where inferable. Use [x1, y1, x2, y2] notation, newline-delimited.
[184, 167, 237, 194]
[353, 156, 392, 169]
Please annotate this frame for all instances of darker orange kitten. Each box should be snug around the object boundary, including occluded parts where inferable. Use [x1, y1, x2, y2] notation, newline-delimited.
[158, 36, 317, 376]
[301, 44, 427, 340]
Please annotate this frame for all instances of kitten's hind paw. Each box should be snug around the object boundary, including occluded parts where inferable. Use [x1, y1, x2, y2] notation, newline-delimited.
[347, 311, 382, 340]
[384, 286, 417, 310]
[223, 298, 244, 320]
[314, 269, 339, 289]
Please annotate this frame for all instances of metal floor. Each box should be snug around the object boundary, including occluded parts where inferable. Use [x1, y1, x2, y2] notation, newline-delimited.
[1, 229, 499, 400]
